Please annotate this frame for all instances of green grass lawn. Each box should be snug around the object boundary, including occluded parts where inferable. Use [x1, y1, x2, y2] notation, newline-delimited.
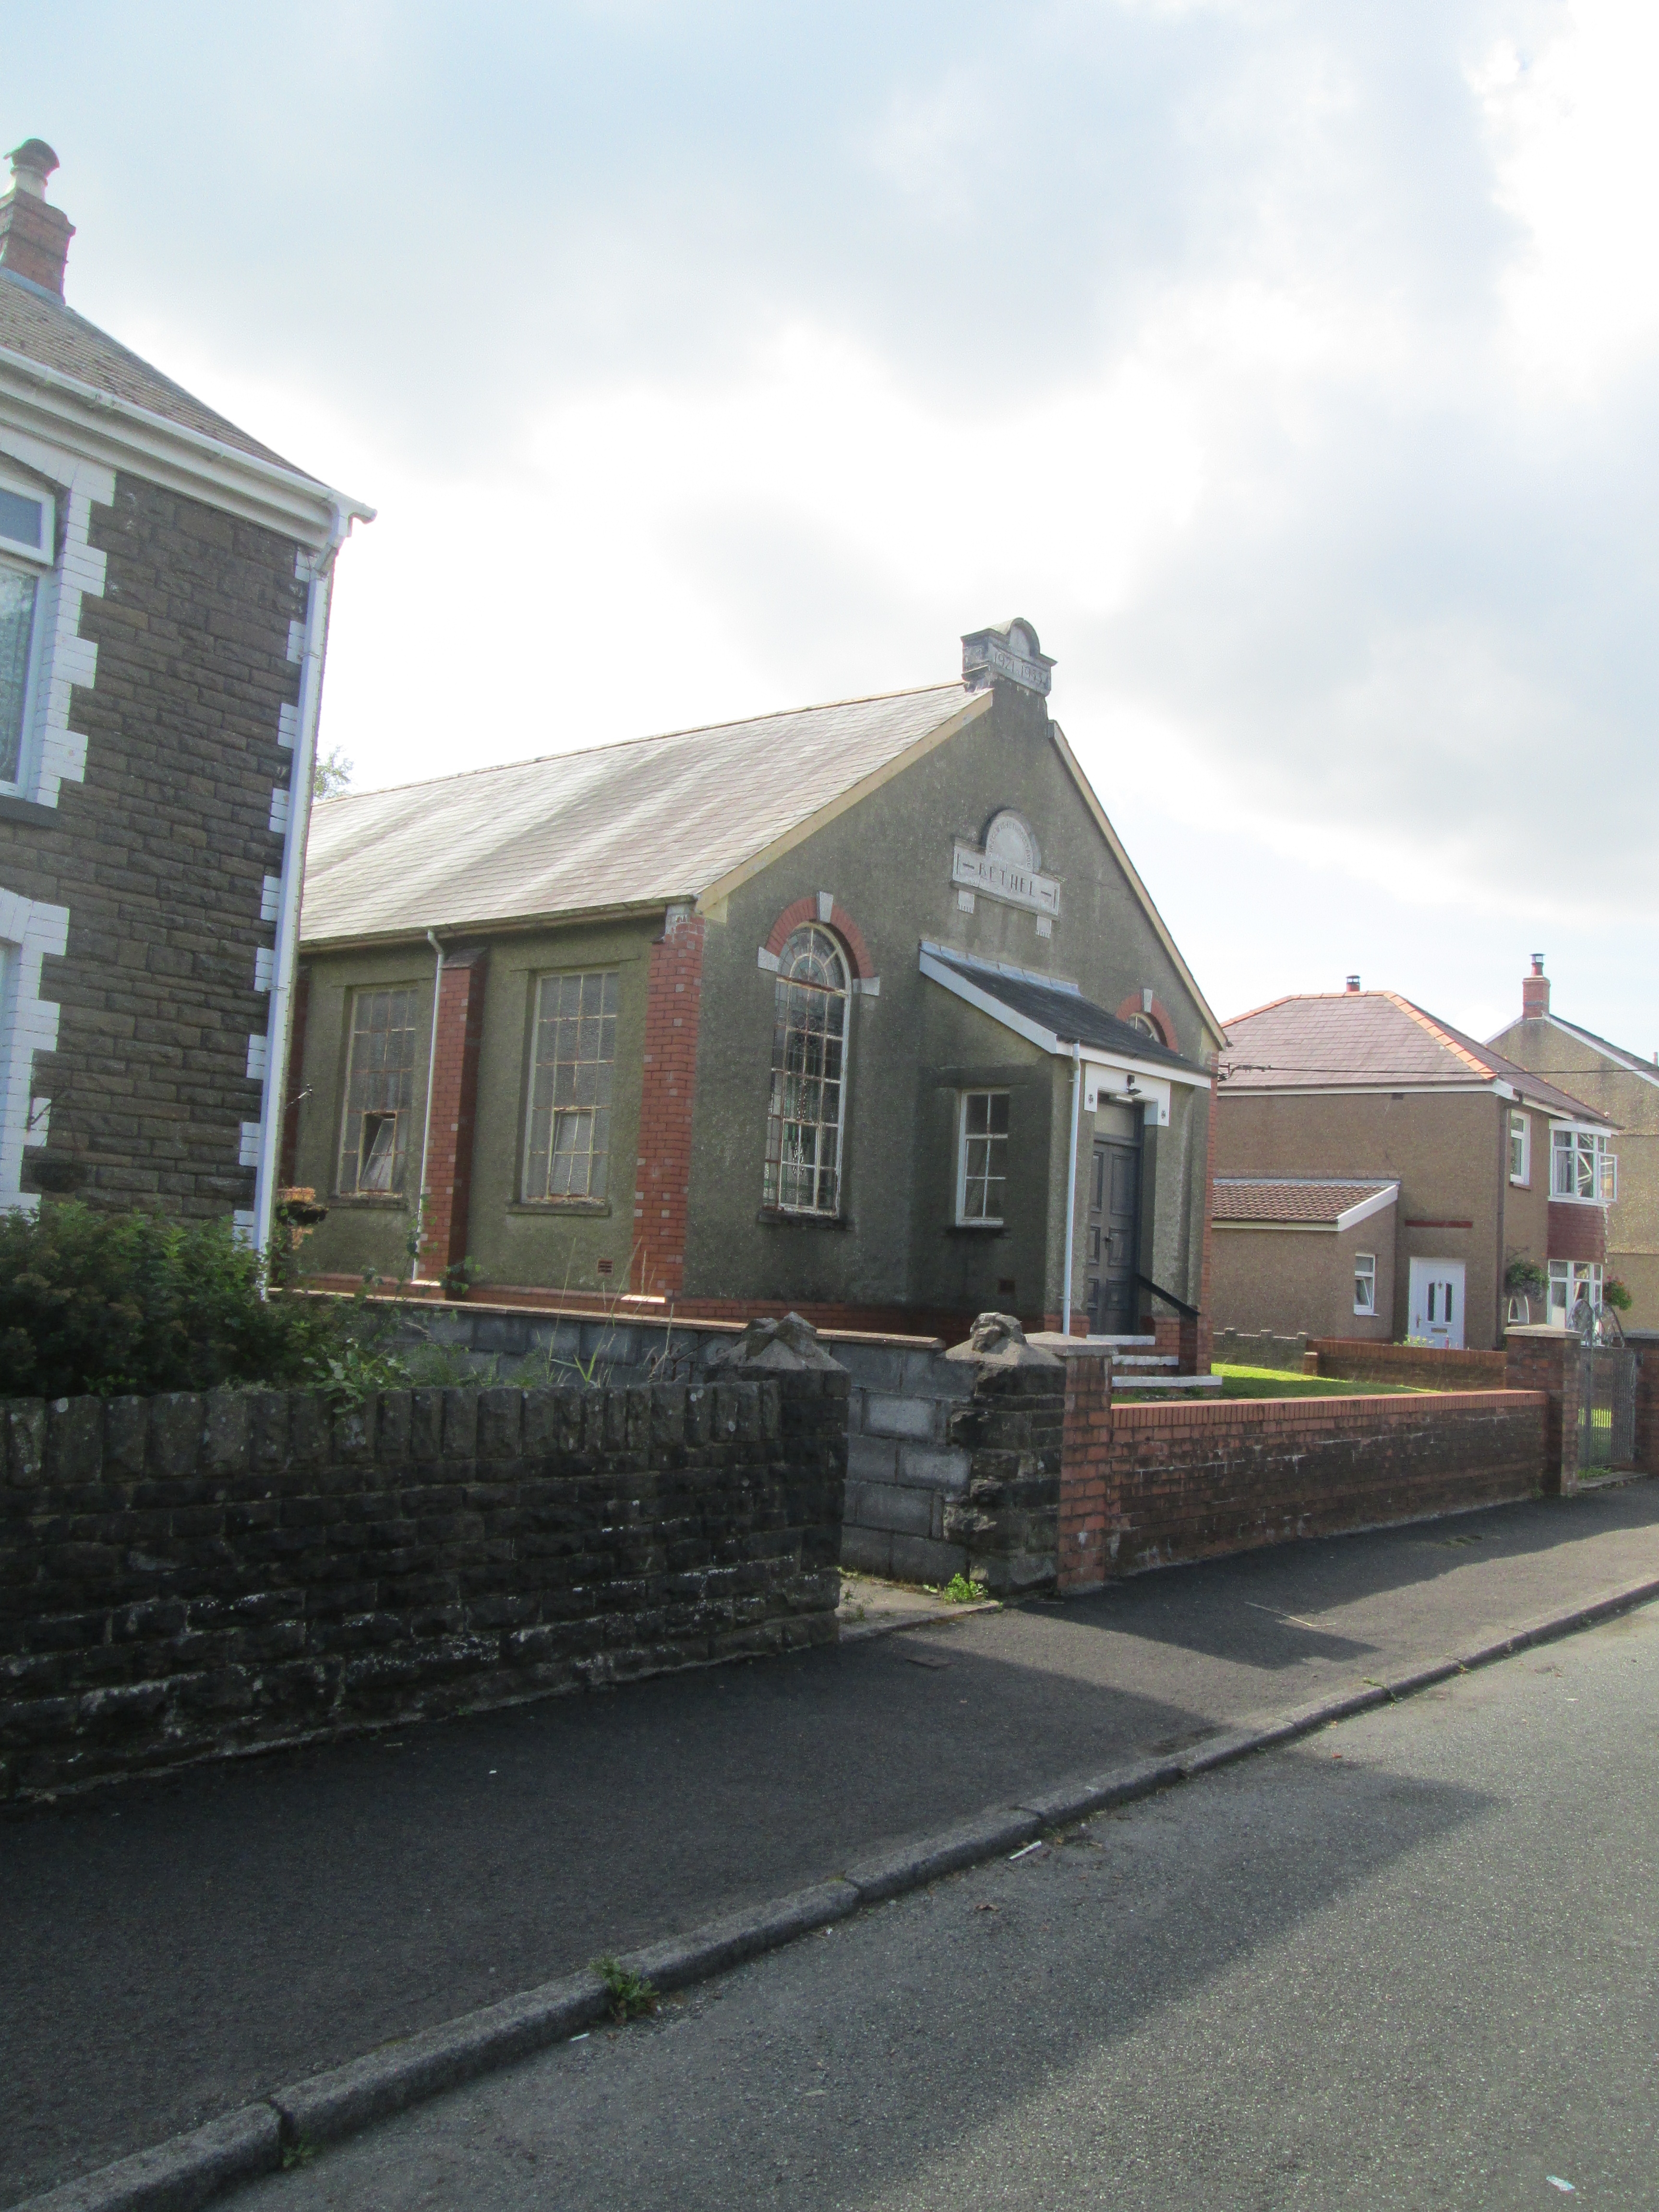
[1213, 1363, 1431, 1399]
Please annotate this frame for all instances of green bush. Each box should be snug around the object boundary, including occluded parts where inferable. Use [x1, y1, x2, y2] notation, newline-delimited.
[1603, 1276, 1633, 1313]
[0, 1202, 345, 1400]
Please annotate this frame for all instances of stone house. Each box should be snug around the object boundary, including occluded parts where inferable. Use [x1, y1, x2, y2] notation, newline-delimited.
[1214, 981, 1614, 1349]
[288, 620, 1222, 1342]
[0, 140, 369, 1237]
[1488, 958, 1656, 1328]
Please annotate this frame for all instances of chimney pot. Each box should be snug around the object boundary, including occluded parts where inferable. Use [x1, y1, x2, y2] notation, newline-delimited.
[1345, 975, 1360, 993]
[1522, 957, 1550, 1020]
[0, 138, 74, 298]
[7, 141, 59, 197]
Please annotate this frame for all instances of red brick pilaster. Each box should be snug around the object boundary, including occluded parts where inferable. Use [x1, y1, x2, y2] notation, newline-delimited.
[1635, 1348, 1659, 1478]
[417, 948, 489, 1283]
[633, 915, 705, 1298]
[1504, 1331, 1580, 1494]
[1058, 1355, 1114, 1592]
[1194, 1078, 1216, 1374]
[278, 964, 311, 1190]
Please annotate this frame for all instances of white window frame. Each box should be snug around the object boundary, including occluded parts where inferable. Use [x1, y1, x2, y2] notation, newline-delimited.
[1550, 1125, 1616, 1203]
[1509, 1110, 1530, 1187]
[956, 1088, 1010, 1226]
[1353, 1251, 1377, 1315]
[1548, 1260, 1602, 1324]
[0, 465, 55, 798]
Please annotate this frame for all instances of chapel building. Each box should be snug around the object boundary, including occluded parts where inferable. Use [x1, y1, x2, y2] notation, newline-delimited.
[287, 622, 1222, 1344]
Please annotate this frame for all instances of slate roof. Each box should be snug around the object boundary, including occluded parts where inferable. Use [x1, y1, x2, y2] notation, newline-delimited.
[1213, 1176, 1398, 1226]
[925, 950, 1207, 1076]
[0, 264, 301, 471]
[301, 683, 978, 946]
[1221, 990, 1610, 1123]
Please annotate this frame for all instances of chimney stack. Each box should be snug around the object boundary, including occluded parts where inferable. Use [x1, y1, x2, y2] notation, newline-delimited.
[0, 141, 74, 299]
[1522, 954, 1550, 1021]
[1344, 975, 1360, 993]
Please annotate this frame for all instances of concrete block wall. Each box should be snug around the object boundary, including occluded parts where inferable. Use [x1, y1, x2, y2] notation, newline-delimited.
[1213, 1328, 1309, 1374]
[837, 1346, 975, 1585]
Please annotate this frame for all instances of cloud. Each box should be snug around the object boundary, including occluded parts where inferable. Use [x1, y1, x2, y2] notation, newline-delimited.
[9, 0, 1658, 1048]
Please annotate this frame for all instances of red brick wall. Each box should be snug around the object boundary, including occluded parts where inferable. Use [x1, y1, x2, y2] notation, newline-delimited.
[632, 916, 705, 1298]
[278, 966, 311, 1191]
[1548, 1202, 1605, 1265]
[1504, 1331, 1581, 1493]
[1635, 1348, 1659, 1478]
[1058, 1382, 1547, 1589]
[417, 949, 489, 1281]
[1307, 1338, 1508, 1390]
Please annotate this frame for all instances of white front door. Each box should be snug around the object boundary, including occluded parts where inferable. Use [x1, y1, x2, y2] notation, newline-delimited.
[1408, 1258, 1466, 1349]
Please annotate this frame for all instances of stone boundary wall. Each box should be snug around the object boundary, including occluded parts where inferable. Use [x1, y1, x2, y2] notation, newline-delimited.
[1058, 1360, 1548, 1589]
[1307, 1338, 1509, 1390]
[324, 1297, 978, 1590]
[0, 1372, 846, 1801]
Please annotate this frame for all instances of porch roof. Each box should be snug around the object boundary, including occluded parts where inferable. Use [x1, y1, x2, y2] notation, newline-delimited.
[920, 947, 1210, 1083]
[1213, 1176, 1399, 1230]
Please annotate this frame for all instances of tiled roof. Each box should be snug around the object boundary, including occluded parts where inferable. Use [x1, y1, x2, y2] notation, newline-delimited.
[1213, 1176, 1398, 1226]
[301, 683, 978, 945]
[924, 950, 1206, 1075]
[1221, 990, 1611, 1124]
[0, 266, 301, 471]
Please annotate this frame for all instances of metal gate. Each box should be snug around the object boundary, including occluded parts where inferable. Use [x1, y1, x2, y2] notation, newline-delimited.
[1578, 1338, 1638, 1472]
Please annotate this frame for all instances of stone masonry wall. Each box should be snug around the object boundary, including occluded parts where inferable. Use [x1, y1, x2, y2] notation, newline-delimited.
[10, 471, 305, 1214]
[0, 1370, 847, 1800]
[1059, 1363, 1548, 1590]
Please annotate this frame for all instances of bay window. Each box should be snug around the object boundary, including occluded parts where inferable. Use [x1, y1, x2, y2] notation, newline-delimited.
[1551, 1127, 1616, 1202]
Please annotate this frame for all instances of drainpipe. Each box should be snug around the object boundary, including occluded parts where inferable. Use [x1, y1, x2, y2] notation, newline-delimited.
[251, 496, 368, 1265]
[414, 930, 446, 1278]
[1062, 1041, 1082, 1338]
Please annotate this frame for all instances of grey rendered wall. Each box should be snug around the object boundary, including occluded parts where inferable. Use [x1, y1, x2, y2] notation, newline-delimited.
[683, 679, 1216, 1320]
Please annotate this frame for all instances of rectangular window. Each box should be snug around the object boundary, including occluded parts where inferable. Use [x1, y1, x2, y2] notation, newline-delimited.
[1551, 1127, 1616, 1202]
[1354, 1252, 1376, 1315]
[958, 1091, 1010, 1223]
[337, 987, 420, 1196]
[525, 970, 617, 1201]
[0, 567, 38, 786]
[1548, 1259, 1602, 1323]
[1509, 1110, 1530, 1185]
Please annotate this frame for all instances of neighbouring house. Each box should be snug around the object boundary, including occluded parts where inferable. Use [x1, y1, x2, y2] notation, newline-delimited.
[286, 619, 1224, 1344]
[1213, 980, 1616, 1349]
[0, 140, 369, 1238]
[1488, 957, 1657, 1329]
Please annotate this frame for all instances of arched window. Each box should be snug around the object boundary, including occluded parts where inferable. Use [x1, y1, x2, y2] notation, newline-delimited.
[764, 925, 849, 1215]
[1127, 1012, 1157, 1040]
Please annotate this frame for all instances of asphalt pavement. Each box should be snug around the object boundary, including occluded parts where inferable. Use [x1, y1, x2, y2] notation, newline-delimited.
[5, 1481, 1659, 2204]
[244, 1593, 1659, 2212]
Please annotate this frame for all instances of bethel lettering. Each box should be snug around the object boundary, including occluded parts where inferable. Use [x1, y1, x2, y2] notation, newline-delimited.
[951, 842, 1062, 916]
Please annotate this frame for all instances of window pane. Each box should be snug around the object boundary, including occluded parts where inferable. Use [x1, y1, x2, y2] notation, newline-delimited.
[0, 568, 36, 783]
[338, 986, 421, 1195]
[0, 490, 43, 549]
[525, 971, 619, 1200]
[764, 928, 850, 1214]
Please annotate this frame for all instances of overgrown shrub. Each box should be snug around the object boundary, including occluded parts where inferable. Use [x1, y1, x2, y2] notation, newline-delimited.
[0, 1202, 345, 1400]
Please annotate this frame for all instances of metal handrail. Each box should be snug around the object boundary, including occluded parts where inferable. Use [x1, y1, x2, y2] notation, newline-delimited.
[1136, 1272, 1199, 1321]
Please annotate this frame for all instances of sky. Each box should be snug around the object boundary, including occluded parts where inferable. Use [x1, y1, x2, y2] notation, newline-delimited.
[12, 0, 1658, 1052]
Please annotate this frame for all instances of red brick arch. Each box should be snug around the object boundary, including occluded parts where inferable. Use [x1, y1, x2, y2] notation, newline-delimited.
[1117, 991, 1178, 1052]
[764, 896, 874, 982]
